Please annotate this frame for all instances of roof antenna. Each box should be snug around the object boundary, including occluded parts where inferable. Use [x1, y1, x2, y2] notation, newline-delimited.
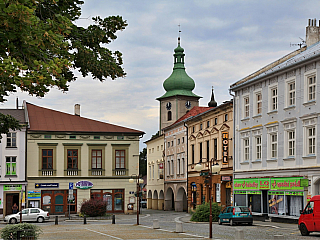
[290, 37, 306, 49]
[178, 24, 181, 44]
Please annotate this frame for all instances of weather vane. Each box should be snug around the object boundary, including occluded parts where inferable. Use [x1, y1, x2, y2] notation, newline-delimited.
[290, 37, 306, 49]
[178, 24, 181, 44]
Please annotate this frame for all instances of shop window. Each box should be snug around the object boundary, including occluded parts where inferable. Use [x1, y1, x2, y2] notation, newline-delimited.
[268, 192, 285, 215]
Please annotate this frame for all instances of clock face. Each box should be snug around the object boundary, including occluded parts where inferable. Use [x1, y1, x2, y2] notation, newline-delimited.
[185, 101, 191, 109]
[166, 102, 172, 110]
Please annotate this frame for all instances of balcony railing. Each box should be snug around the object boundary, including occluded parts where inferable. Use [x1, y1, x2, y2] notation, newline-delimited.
[90, 169, 104, 176]
[65, 169, 80, 176]
[40, 169, 56, 176]
[113, 168, 127, 176]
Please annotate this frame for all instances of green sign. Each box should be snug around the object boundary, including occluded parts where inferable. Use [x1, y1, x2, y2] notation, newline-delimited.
[300, 179, 309, 187]
[234, 190, 246, 194]
[268, 191, 284, 196]
[285, 191, 303, 196]
[234, 179, 259, 190]
[270, 177, 304, 190]
[27, 191, 41, 199]
[247, 191, 261, 195]
[4, 184, 22, 191]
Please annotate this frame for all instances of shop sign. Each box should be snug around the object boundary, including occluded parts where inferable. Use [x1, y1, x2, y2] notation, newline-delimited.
[35, 183, 59, 188]
[234, 179, 259, 190]
[222, 132, 228, 164]
[247, 191, 261, 195]
[300, 179, 309, 187]
[270, 177, 304, 190]
[268, 191, 284, 195]
[259, 178, 270, 189]
[75, 180, 93, 189]
[285, 191, 303, 196]
[159, 163, 164, 169]
[4, 184, 22, 191]
[28, 191, 41, 199]
[221, 176, 232, 181]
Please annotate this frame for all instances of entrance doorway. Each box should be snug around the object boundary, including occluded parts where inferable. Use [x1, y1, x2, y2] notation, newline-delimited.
[6, 193, 19, 215]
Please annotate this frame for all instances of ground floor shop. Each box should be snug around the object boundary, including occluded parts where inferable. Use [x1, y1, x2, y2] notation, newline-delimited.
[27, 178, 136, 214]
[187, 173, 233, 212]
[233, 176, 306, 217]
[0, 183, 27, 216]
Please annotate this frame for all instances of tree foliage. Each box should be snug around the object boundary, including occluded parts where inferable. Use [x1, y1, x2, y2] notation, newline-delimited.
[80, 199, 107, 217]
[0, 0, 127, 102]
[0, 223, 42, 240]
[190, 202, 222, 222]
[139, 147, 147, 176]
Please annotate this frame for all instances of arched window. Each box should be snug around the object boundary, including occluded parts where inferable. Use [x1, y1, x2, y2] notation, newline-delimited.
[168, 111, 172, 121]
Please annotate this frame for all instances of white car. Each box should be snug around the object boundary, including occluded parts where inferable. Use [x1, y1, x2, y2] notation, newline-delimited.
[4, 208, 50, 224]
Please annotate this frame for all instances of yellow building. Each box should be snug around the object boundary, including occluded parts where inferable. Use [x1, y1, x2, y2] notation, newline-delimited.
[25, 102, 144, 214]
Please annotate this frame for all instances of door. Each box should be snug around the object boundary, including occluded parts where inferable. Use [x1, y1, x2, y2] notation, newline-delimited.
[21, 209, 29, 221]
[226, 188, 231, 206]
[6, 194, 13, 215]
[103, 192, 113, 212]
[314, 201, 320, 231]
[302, 201, 315, 232]
[29, 208, 40, 221]
[54, 194, 64, 214]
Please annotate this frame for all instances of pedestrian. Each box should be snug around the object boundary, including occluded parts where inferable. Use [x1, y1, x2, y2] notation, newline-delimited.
[12, 203, 18, 214]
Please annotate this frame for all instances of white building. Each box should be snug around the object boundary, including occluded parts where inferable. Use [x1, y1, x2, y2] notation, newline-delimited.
[230, 19, 320, 219]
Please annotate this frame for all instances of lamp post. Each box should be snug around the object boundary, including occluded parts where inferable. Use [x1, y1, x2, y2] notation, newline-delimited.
[195, 158, 221, 239]
[129, 174, 144, 225]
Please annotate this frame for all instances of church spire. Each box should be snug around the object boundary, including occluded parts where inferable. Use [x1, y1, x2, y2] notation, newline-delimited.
[208, 87, 217, 107]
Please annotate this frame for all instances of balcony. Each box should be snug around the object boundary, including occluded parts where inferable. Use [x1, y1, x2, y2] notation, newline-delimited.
[65, 169, 80, 176]
[113, 168, 127, 176]
[90, 169, 104, 176]
[40, 169, 56, 176]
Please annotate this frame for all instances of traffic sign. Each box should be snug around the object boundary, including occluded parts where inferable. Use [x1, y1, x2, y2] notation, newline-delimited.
[69, 182, 73, 190]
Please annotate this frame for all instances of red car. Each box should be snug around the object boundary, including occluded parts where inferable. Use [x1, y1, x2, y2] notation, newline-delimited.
[298, 195, 320, 236]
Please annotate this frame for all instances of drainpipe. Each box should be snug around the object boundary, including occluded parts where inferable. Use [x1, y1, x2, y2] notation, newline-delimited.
[183, 121, 189, 212]
[228, 89, 235, 206]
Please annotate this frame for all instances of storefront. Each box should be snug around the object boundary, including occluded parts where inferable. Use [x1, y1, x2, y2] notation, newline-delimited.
[234, 177, 305, 217]
[2, 184, 27, 216]
[90, 189, 124, 213]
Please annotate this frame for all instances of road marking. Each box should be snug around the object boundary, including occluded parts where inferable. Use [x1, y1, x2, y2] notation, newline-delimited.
[139, 224, 204, 238]
[85, 228, 123, 240]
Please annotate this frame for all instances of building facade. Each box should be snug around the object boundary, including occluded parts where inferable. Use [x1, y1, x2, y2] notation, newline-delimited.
[230, 19, 320, 218]
[186, 100, 233, 211]
[0, 109, 27, 216]
[25, 102, 144, 214]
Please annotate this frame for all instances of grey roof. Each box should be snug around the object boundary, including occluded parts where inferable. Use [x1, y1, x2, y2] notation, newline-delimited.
[0, 109, 26, 123]
[230, 41, 320, 90]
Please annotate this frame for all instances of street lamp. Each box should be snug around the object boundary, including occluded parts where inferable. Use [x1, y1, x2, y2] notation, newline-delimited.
[195, 158, 221, 239]
[129, 174, 144, 225]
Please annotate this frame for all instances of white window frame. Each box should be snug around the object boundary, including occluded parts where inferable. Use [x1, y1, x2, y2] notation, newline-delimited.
[283, 121, 296, 159]
[255, 136, 262, 160]
[6, 156, 17, 175]
[267, 125, 278, 160]
[149, 165, 151, 180]
[243, 95, 250, 119]
[171, 159, 174, 176]
[240, 131, 250, 162]
[167, 160, 170, 176]
[254, 91, 262, 116]
[304, 70, 317, 103]
[181, 158, 185, 175]
[302, 117, 317, 157]
[285, 77, 296, 108]
[6, 132, 17, 147]
[177, 159, 180, 174]
[152, 164, 154, 179]
[269, 84, 278, 112]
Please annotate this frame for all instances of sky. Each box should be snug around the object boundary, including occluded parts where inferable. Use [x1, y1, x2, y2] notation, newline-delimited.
[2, 0, 320, 150]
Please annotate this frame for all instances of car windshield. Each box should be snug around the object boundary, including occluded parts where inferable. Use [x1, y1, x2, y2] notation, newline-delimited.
[234, 207, 250, 213]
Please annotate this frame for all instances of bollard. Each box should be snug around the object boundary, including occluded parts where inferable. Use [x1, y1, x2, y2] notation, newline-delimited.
[153, 219, 160, 229]
[112, 215, 115, 224]
[274, 235, 284, 239]
[55, 216, 58, 225]
[176, 222, 183, 233]
[84, 216, 87, 224]
[235, 228, 244, 239]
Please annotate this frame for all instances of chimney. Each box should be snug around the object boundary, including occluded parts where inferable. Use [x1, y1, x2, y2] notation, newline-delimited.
[306, 18, 320, 47]
[74, 104, 80, 116]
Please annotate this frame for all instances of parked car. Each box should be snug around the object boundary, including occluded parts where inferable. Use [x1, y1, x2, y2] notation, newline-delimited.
[4, 208, 50, 224]
[140, 200, 147, 208]
[299, 195, 320, 236]
[218, 206, 253, 226]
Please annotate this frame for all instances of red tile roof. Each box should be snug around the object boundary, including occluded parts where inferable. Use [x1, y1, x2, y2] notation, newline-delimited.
[165, 106, 213, 129]
[26, 102, 144, 134]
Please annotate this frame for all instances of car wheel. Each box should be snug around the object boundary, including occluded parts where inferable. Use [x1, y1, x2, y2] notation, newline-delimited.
[229, 219, 234, 226]
[218, 218, 222, 225]
[37, 217, 44, 223]
[9, 218, 17, 224]
[300, 223, 309, 236]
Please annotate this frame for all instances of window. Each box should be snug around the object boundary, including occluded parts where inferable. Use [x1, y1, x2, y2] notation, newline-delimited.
[214, 118, 218, 125]
[178, 139, 180, 145]
[192, 126, 195, 133]
[199, 142, 203, 162]
[69, 135, 76, 139]
[152, 165, 154, 179]
[244, 138, 250, 161]
[152, 148, 154, 153]
[206, 140, 209, 161]
[161, 145, 163, 150]
[271, 87, 278, 111]
[255, 136, 261, 160]
[91, 150, 102, 169]
[168, 142, 170, 148]
[167, 161, 170, 175]
[44, 135, 51, 139]
[168, 111, 172, 121]
[157, 146, 159, 151]
[115, 150, 125, 168]
[307, 127, 316, 155]
[94, 136, 100, 140]
[67, 150, 78, 169]
[288, 131, 295, 157]
[287, 81, 295, 106]
[6, 132, 16, 147]
[224, 114, 228, 122]
[182, 137, 184, 143]
[214, 138, 217, 160]
[171, 141, 173, 146]
[181, 158, 185, 174]
[270, 134, 278, 159]
[191, 144, 195, 164]
[171, 160, 174, 175]
[177, 159, 180, 174]
[256, 92, 262, 115]
[6, 156, 16, 175]
[307, 75, 316, 101]
[149, 166, 151, 180]
[200, 124, 203, 130]
[42, 149, 53, 169]
[149, 149, 151, 154]
[244, 96, 249, 118]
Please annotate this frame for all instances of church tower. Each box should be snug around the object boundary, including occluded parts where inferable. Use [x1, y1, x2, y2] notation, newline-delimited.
[157, 38, 202, 131]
